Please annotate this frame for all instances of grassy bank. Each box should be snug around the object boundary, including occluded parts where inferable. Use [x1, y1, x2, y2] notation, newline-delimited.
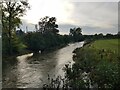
[78, 39, 119, 63]
[90, 39, 119, 54]
[65, 39, 120, 89]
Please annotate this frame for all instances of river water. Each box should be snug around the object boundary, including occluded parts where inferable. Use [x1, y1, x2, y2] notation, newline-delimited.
[3, 42, 84, 88]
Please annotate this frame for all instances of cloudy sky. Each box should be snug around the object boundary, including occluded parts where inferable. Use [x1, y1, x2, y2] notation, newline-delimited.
[21, 0, 119, 35]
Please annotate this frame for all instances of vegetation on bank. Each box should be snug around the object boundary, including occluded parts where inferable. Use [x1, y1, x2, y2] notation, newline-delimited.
[64, 39, 120, 89]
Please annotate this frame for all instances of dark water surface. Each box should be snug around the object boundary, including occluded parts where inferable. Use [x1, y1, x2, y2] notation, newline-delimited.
[3, 42, 84, 88]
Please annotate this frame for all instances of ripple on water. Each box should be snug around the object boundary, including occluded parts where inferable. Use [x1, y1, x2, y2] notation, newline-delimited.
[3, 42, 84, 88]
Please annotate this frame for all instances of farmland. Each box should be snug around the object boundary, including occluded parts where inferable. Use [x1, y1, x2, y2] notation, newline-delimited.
[66, 39, 120, 88]
[90, 39, 119, 55]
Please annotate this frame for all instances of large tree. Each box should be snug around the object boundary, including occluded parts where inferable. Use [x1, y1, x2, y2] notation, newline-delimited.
[2, 0, 30, 55]
[69, 27, 83, 42]
[37, 16, 59, 34]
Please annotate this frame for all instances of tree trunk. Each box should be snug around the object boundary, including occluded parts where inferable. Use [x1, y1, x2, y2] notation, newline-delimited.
[8, 2, 12, 55]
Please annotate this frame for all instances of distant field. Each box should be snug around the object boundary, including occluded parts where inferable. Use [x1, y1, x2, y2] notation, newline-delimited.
[90, 39, 119, 54]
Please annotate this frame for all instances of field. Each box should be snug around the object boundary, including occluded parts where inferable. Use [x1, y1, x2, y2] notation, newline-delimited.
[71, 39, 120, 88]
[89, 39, 119, 55]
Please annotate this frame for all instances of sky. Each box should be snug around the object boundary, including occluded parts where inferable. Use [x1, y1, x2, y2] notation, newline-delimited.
[21, 0, 119, 35]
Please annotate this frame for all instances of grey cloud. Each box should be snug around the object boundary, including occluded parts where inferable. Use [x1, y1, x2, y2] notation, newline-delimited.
[82, 26, 118, 35]
[21, 1, 119, 35]
[72, 2, 117, 23]
[68, 2, 118, 34]
[58, 24, 118, 35]
[21, 1, 118, 35]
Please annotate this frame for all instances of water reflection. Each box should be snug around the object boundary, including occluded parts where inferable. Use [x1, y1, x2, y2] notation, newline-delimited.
[3, 41, 84, 88]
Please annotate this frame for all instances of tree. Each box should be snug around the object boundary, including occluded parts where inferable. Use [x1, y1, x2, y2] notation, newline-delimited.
[2, 0, 30, 55]
[69, 27, 83, 42]
[118, 31, 120, 35]
[37, 16, 59, 34]
[46, 17, 59, 34]
[98, 33, 103, 39]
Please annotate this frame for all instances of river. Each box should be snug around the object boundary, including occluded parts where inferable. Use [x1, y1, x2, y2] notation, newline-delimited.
[2, 41, 84, 88]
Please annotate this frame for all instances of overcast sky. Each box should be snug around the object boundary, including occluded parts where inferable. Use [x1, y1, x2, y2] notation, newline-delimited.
[21, 0, 119, 35]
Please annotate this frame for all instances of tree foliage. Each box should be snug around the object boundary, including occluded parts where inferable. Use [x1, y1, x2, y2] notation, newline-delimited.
[69, 27, 84, 42]
[36, 16, 59, 34]
[2, 0, 30, 55]
[23, 16, 71, 53]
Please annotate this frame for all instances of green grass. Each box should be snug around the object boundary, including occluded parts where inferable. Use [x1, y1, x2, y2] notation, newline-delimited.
[90, 39, 119, 54]
[71, 39, 120, 88]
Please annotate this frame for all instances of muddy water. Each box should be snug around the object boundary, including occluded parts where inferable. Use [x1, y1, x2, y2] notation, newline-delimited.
[3, 42, 84, 88]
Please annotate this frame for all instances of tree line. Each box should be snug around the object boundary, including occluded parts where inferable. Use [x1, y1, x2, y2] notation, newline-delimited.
[2, 1, 82, 56]
[2, 1, 119, 56]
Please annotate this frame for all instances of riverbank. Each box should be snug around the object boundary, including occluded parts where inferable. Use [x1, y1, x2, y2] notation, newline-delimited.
[2, 42, 69, 61]
[3, 42, 84, 88]
[66, 39, 120, 88]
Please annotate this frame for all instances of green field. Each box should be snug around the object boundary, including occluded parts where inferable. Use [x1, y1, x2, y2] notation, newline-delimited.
[90, 39, 119, 55]
[72, 39, 120, 88]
